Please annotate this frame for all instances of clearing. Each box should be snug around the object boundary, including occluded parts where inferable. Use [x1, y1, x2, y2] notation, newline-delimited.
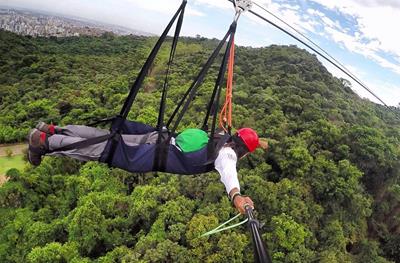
[0, 143, 27, 157]
[0, 144, 28, 186]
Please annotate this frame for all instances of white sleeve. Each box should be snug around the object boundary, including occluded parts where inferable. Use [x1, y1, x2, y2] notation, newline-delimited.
[214, 147, 240, 194]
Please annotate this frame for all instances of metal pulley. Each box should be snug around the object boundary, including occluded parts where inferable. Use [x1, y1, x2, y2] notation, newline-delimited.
[234, 0, 253, 13]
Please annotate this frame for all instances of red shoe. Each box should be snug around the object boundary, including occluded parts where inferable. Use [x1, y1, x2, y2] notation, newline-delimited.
[36, 122, 60, 135]
[28, 128, 48, 166]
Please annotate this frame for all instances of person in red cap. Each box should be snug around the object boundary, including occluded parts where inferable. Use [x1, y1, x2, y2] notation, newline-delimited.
[215, 128, 268, 214]
[28, 123, 268, 214]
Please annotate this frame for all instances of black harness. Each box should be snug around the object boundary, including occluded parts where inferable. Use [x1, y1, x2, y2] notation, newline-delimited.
[48, 0, 237, 175]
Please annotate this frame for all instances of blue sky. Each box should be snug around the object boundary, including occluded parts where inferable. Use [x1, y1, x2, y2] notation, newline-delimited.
[2, 0, 399, 106]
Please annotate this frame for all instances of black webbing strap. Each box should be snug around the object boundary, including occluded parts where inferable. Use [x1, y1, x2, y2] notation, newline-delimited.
[201, 41, 229, 131]
[167, 22, 238, 137]
[153, 140, 169, 172]
[202, 30, 236, 134]
[211, 77, 225, 136]
[105, 132, 120, 167]
[156, 3, 185, 131]
[203, 132, 231, 166]
[153, 3, 186, 172]
[46, 133, 115, 154]
[119, 0, 187, 121]
[104, 1, 186, 168]
[165, 79, 193, 128]
[203, 32, 235, 162]
[155, 22, 237, 172]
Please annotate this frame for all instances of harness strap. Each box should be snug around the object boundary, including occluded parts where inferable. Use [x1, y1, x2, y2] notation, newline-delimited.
[46, 133, 115, 154]
[154, 5, 186, 172]
[119, 1, 187, 121]
[151, 22, 237, 172]
[156, 3, 185, 131]
[203, 133, 231, 166]
[202, 30, 234, 133]
[154, 141, 169, 172]
[105, 2, 186, 166]
[105, 133, 120, 167]
[167, 22, 237, 137]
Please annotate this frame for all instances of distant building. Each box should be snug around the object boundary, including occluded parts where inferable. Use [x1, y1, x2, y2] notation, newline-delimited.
[0, 8, 150, 37]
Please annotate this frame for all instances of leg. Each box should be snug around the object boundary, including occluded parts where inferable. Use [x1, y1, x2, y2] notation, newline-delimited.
[47, 134, 107, 161]
[60, 125, 109, 138]
[121, 131, 159, 146]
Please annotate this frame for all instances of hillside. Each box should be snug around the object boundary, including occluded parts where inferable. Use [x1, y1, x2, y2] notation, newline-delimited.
[0, 29, 399, 262]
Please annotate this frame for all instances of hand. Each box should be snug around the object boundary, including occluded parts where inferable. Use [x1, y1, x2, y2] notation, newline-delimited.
[233, 195, 254, 214]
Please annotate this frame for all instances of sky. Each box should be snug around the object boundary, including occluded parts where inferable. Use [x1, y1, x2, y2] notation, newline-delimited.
[1, 0, 399, 106]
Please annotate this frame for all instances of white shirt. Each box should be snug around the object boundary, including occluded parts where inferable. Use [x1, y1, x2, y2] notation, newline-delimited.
[214, 146, 240, 194]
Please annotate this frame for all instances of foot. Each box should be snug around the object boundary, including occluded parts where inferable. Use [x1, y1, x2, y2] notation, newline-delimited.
[36, 122, 60, 135]
[28, 128, 48, 166]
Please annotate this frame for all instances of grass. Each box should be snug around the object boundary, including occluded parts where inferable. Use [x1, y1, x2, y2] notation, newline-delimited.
[0, 154, 26, 176]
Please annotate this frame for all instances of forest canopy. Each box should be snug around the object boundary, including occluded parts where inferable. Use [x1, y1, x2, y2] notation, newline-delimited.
[0, 29, 400, 262]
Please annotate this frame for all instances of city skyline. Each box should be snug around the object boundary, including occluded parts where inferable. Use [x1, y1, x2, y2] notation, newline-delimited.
[1, 0, 399, 106]
[0, 8, 148, 37]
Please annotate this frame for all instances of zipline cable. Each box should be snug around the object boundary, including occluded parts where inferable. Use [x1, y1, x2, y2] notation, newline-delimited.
[252, 1, 369, 91]
[248, 6, 388, 106]
[252, 1, 400, 121]
[226, 0, 400, 119]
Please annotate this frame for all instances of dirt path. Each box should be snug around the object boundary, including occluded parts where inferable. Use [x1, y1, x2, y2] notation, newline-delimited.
[0, 143, 27, 157]
[0, 143, 27, 186]
[0, 175, 8, 186]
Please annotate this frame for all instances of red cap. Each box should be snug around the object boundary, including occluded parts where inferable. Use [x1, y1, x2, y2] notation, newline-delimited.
[236, 128, 259, 152]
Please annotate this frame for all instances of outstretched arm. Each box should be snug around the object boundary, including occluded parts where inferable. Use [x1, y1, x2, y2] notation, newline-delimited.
[215, 147, 255, 214]
[215, 147, 240, 193]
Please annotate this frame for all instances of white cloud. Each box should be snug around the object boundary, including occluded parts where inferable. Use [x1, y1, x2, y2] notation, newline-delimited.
[250, 0, 400, 78]
[351, 0, 400, 9]
[192, 0, 232, 10]
[320, 16, 338, 29]
[125, 0, 181, 14]
[279, 8, 307, 31]
[307, 8, 324, 17]
[362, 82, 400, 106]
[307, 0, 400, 76]
[323, 25, 400, 75]
[322, 60, 372, 102]
[250, 1, 319, 35]
[125, 0, 205, 16]
[187, 8, 206, 17]
[322, 58, 400, 106]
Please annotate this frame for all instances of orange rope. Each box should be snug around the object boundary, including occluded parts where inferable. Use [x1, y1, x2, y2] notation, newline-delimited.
[219, 37, 235, 133]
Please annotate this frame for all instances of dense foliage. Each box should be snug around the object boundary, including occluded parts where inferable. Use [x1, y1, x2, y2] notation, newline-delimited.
[1, 29, 399, 262]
